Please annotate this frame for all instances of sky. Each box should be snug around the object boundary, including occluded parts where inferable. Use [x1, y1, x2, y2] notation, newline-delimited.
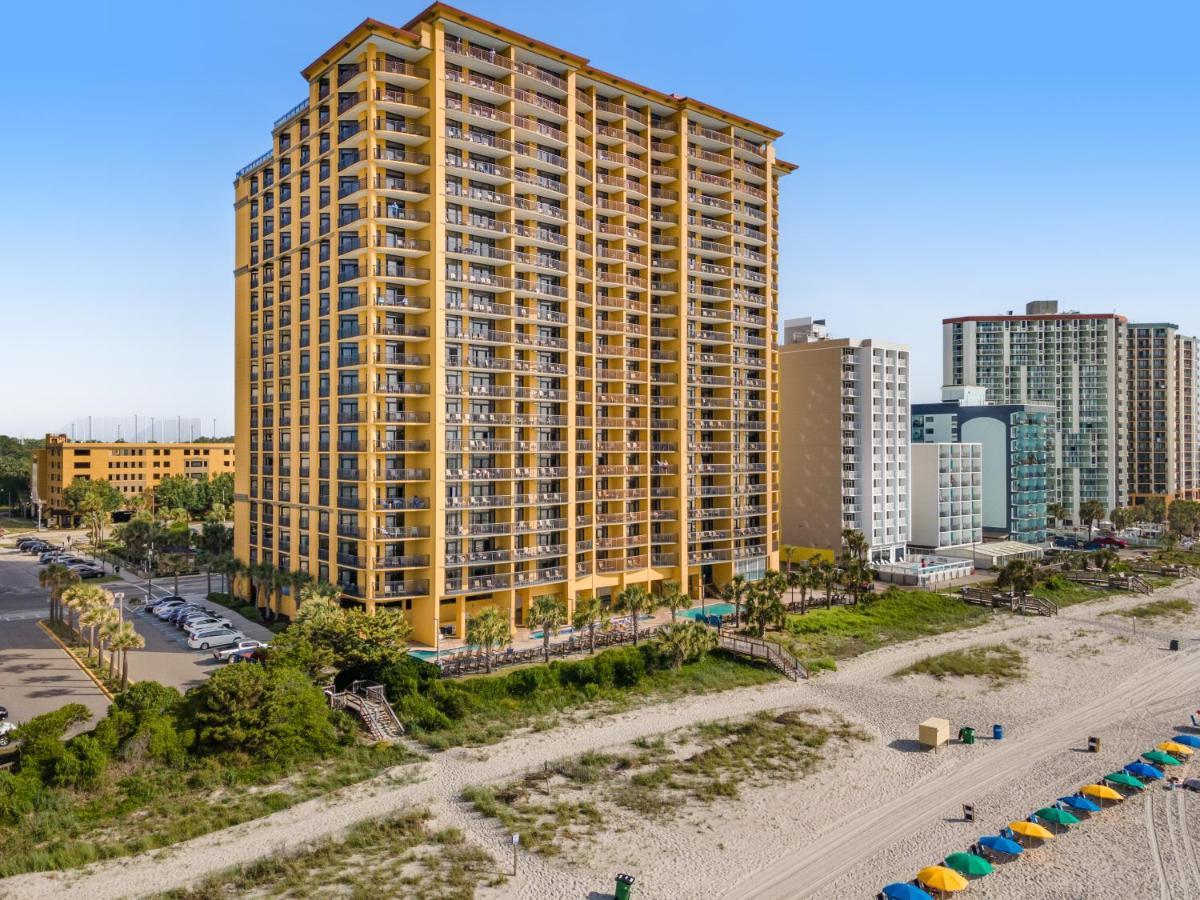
[1, 0, 1197, 436]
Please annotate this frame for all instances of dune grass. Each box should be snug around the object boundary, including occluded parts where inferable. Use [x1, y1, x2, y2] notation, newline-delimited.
[1029, 580, 1118, 608]
[463, 710, 867, 858]
[1103, 598, 1194, 620]
[158, 808, 503, 899]
[768, 590, 990, 666]
[894, 644, 1027, 685]
[0, 744, 416, 878]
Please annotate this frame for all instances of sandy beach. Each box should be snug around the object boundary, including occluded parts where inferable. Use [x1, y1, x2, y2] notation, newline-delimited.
[2, 578, 1198, 900]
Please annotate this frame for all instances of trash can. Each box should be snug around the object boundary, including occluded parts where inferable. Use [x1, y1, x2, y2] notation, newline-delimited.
[959, 727, 976, 745]
[993, 724, 1004, 740]
[615, 873, 635, 900]
[1170, 639, 1181, 651]
[1088, 736, 1101, 753]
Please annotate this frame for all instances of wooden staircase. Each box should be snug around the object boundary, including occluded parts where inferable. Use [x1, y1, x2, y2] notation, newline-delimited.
[716, 632, 807, 680]
[959, 587, 1057, 617]
[326, 680, 404, 741]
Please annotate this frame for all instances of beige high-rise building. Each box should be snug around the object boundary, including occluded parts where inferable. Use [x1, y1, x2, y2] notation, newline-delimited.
[233, 4, 791, 644]
[1126, 323, 1199, 502]
[779, 318, 910, 564]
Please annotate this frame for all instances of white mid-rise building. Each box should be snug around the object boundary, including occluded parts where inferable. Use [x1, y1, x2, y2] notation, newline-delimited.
[910, 442, 983, 551]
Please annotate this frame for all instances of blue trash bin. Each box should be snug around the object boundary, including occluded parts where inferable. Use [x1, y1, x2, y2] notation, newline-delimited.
[993, 724, 1004, 740]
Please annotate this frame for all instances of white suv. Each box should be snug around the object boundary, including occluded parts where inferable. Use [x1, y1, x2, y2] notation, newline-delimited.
[187, 629, 244, 651]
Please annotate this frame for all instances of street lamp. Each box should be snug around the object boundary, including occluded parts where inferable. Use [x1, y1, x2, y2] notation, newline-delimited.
[146, 547, 155, 604]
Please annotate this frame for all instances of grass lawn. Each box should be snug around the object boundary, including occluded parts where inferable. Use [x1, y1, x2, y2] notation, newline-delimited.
[1102, 598, 1194, 620]
[766, 590, 991, 669]
[1153, 550, 1200, 567]
[160, 808, 503, 900]
[411, 649, 781, 750]
[1028, 580, 1116, 608]
[463, 709, 867, 858]
[0, 516, 38, 533]
[0, 743, 416, 878]
[894, 644, 1027, 686]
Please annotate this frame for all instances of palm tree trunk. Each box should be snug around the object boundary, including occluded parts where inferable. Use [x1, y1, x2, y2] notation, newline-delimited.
[206, 568, 212, 597]
[174, 570, 181, 596]
[122, 651, 130, 690]
[589, 624, 596, 654]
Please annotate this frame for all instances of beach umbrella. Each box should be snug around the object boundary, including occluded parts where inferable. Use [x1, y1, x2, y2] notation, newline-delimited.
[1158, 741, 1194, 756]
[882, 884, 933, 900]
[1058, 795, 1101, 813]
[979, 835, 1023, 856]
[1009, 821, 1054, 840]
[1171, 734, 1200, 749]
[917, 866, 969, 893]
[1034, 807, 1080, 826]
[1144, 750, 1182, 767]
[1124, 762, 1164, 780]
[944, 852, 993, 877]
[1081, 784, 1123, 802]
[1105, 772, 1146, 790]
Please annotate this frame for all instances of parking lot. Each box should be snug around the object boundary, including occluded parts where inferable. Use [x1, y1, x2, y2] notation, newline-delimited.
[0, 549, 110, 729]
[0, 547, 272, 705]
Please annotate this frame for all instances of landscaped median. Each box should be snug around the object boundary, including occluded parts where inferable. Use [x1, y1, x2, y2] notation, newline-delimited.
[39, 619, 120, 699]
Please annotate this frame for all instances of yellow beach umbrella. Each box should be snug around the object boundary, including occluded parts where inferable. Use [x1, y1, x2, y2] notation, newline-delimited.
[1081, 784, 1123, 802]
[1158, 741, 1194, 757]
[1009, 821, 1054, 840]
[917, 865, 969, 893]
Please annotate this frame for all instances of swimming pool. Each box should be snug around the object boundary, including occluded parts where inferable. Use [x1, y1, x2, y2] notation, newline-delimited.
[530, 625, 575, 640]
[679, 602, 735, 621]
[408, 646, 478, 662]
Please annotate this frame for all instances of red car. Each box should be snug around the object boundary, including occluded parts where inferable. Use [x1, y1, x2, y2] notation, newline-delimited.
[1095, 536, 1127, 549]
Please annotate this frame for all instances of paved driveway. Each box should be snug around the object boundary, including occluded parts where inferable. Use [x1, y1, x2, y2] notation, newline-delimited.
[0, 550, 109, 729]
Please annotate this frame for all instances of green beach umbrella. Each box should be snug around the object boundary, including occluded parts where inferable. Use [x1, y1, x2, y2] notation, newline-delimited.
[1144, 750, 1182, 767]
[1035, 807, 1080, 826]
[1104, 772, 1146, 790]
[944, 852, 993, 877]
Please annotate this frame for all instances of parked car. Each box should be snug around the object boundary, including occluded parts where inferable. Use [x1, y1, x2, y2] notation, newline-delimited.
[153, 601, 188, 619]
[145, 595, 185, 610]
[226, 647, 266, 665]
[187, 629, 244, 651]
[22, 542, 51, 554]
[214, 639, 267, 662]
[183, 617, 233, 635]
[70, 564, 105, 579]
[1095, 536, 1128, 549]
[0, 705, 8, 720]
[0, 721, 16, 748]
[1054, 536, 1082, 549]
[1083, 541, 1103, 551]
[170, 607, 211, 625]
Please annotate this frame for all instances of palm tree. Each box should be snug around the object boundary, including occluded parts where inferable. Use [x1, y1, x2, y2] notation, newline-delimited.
[528, 595, 567, 663]
[39, 563, 80, 624]
[159, 553, 192, 597]
[655, 620, 717, 669]
[997, 559, 1036, 595]
[572, 595, 607, 654]
[781, 544, 799, 573]
[1090, 548, 1119, 572]
[299, 579, 341, 610]
[100, 619, 122, 681]
[466, 607, 512, 673]
[62, 583, 105, 644]
[841, 529, 868, 563]
[719, 575, 750, 627]
[744, 583, 785, 637]
[83, 605, 120, 669]
[658, 580, 691, 621]
[106, 622, 145, 690]
[1047, 502, 1068, 530]
[249, 562, 278, 617]
[1078, 500, 1106, 535]
[613, 584, 661, 645]
[816, 559, 841, 609]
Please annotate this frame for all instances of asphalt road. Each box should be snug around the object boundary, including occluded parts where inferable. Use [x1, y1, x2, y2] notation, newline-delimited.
[0, 549, 110, 727]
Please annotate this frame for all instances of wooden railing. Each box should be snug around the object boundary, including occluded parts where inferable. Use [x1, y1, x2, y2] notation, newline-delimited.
[716, 632, 807, 680]
[435, 623, 666, 677]
[326, 681, 404, 740]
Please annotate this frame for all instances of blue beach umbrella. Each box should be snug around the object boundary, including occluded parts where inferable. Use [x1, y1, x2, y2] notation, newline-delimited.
[1172, 734, 1200, 749]
[881, 884, 933, 900]
[1125, 761, 1164, 780]
[1057, 795, 1101, 813]
[978, 835, 1024, 856]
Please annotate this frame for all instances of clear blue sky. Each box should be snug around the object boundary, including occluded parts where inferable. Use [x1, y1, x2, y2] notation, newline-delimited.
[2, 0, 1197, 436]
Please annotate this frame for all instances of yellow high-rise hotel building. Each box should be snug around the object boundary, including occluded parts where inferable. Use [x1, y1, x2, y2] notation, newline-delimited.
[234, 3, 791, 644]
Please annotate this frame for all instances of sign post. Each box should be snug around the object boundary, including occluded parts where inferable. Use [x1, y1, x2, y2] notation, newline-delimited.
[512, 832, 519, 876]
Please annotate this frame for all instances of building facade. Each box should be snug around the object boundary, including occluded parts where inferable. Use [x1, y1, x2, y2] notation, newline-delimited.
[1125, 323, 1199, 503]
[909, 442, 983, 551]
[779, 318, 910, 564]
[234, 4, 790, 642]
[912, 386, 1054, 544]
[943, 300, 1127, 521]
[32, 434, 235, 526]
